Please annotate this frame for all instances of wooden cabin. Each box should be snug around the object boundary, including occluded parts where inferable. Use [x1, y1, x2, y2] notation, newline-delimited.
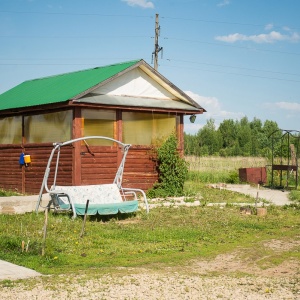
[0, 59, 205, 194]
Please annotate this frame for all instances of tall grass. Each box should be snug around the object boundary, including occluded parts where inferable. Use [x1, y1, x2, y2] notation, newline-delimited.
[187, 170, 239, 184]
[185, 156, 268, 172]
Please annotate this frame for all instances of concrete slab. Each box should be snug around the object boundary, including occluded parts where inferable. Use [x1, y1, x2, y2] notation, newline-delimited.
[223, 184, 291, 206]
[0, 195, 47, 281]
[0, 194, 50, 214]
[0, 260, 41, 280]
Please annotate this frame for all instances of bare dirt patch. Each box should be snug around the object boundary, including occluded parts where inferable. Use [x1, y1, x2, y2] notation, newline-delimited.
[1, 239, 299, 300]
[264, 239, 300, 252]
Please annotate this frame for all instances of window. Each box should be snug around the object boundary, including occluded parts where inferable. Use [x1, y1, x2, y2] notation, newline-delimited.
[82, 109, 115, 146]
[24, 111, 72, 143]
[122, 112, 177, 145]
[0, 116, 22, 144]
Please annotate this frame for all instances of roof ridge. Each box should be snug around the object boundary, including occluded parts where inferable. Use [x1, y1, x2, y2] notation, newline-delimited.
[28, 59, 142, 83]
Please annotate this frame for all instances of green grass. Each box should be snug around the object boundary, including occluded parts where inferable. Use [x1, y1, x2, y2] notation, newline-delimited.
[184, 180, 256, 204]
[0, 188, 22, 197]
[0, 169, 299, 278]
[289, 190, 300, 203]
[187, 170, 240, 185]
[0, 198, 299, 276]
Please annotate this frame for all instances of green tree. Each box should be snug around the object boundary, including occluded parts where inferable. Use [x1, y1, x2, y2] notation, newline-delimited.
[197, 118, 222, 155]
[183, 117, 281, 158]
[218, 119, 237, 149]
[250, 117, 263, 156]
[237, 117, 252, 156]
[184, 133, 200, 156]
[263, 120, 281, 157]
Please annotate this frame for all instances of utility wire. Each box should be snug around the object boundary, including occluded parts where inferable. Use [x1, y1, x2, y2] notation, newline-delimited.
[160, 63, 300, 83]
[0, 11, 152, 18]
[1, 59, 299, 83]
[165, 58, 300, 78]
[1, 34, 299, 57]
[0, 35, 149, 39]
[162, 16, 300, 31]
[2, 57, 299, 79]
[164, 37, 300, 56]
[1, 10, 298, 31]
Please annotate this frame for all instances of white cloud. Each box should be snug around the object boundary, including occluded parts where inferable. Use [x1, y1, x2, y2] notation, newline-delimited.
[217, 0, 230, 7]
[263, 101, 299, 129]
[121, 0, 154, 9]
[184, 91, 244, 134]
[274, 101, 300, 112]
[265, 23, 273, 31]
[215, 30, 300, 43]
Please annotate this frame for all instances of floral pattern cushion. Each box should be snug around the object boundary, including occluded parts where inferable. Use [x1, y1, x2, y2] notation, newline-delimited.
[52, 184, 123, 205]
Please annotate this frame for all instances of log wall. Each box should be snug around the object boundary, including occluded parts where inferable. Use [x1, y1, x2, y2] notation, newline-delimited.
[0, 144, 158, 194]
[80, 145, 118, 185]
[0, 144, 73, 194]
[124, 147, 158, 190]
[0, 145, 23, 193]
[24, 145, 73, 194]
[80, 146, 158, 190]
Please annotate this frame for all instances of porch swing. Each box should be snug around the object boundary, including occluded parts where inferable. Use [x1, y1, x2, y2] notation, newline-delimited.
[36, 136, 149, 218]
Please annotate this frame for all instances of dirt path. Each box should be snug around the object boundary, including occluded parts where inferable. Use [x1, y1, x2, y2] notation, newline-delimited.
[1, 241, 299, 300]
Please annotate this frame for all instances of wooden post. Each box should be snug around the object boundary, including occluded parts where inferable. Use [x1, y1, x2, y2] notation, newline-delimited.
[80, 200, 90, 238]
[73, 107, 82, 185]
[255, 184, 259, 209]
[42, 209, 48, 256]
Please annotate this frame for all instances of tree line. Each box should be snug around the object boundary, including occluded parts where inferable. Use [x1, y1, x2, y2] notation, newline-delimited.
[184, 117, 299, 158]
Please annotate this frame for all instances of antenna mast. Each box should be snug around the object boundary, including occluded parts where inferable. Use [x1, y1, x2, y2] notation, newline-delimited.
[152, 13, 163, 71]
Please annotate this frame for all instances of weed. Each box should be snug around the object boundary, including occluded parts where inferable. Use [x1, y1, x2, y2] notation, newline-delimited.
[0, 203, 299, 276]
[0, 280, 15, 288]
[289, 190, 300, 203]
[0, 189, 22, 197]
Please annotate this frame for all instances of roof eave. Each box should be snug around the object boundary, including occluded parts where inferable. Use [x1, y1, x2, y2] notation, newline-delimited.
[137, 60, 205, 111]
[70, 101, 204, 115]
[71, 59, 206, 112]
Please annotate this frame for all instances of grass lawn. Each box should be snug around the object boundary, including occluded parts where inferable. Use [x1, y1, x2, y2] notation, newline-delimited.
[0, 181, 299, 277]
[1, 157, 299, 298]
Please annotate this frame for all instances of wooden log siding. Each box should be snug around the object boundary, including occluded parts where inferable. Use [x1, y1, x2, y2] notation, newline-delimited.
[80, 145, 158, 190]
[80, 145, 118, 185]
[0, 144, 158, 194]
[23, 145, 73, 194]
[123, 147, 158, 190]
[0, 144, 73, 194]
[0, 145, 23, 193]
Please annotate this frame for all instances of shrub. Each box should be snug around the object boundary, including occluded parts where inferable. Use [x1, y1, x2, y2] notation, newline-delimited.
[147, 134, 189, 198]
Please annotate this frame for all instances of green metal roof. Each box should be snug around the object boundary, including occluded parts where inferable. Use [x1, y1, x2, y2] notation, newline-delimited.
[0, 60, 140, 111]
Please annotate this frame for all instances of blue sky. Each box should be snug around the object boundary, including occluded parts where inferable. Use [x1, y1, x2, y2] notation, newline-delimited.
[1, 0, 300, 134]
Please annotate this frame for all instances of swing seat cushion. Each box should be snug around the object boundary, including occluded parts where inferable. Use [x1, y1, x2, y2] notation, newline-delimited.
[74, 200, 138, 215]
[51, 184, 138, 215]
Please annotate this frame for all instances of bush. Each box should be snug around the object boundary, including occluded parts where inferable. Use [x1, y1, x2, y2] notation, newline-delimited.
[147, 134, 189, 198]
[226, 171, 240, 184]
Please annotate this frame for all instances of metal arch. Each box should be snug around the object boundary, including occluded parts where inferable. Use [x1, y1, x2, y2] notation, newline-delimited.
[269, 129, 300, 189]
